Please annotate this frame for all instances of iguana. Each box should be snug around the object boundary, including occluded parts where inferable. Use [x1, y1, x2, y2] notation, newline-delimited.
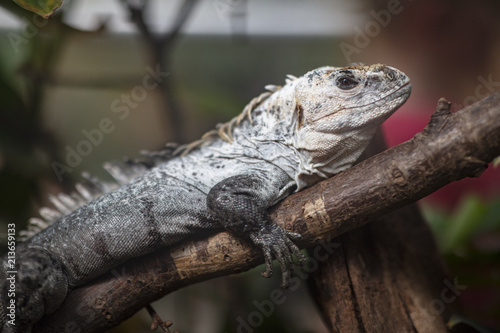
[0, 64, 411, 332]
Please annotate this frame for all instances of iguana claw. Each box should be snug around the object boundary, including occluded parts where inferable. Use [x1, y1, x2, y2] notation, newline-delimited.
[250, 223, 307, 288]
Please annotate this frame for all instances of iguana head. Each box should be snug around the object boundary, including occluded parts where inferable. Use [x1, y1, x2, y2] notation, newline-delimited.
[179, 64, 411, 190]
[293, 64, 411, 138]
[290, 64, 411, 188]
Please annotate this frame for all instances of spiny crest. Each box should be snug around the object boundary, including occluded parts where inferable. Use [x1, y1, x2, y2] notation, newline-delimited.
[20, 74, 298, 240]
[19, 144, 180, 241]
[176, 79, 294, 156]
[176, 89, 273, 156]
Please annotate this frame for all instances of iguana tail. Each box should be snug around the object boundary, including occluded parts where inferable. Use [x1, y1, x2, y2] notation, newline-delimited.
[1, 249, 68, 332]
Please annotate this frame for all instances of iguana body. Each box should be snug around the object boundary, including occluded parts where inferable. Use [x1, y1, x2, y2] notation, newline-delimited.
[0, 64, 411, 332]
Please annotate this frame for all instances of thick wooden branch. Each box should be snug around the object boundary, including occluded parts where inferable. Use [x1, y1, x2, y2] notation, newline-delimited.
[307, 133, 452, 332]
[36, 91, 500, 332]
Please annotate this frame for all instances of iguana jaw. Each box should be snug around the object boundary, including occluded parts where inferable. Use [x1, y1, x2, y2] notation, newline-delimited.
[310, 80, 411, 132]
[289, 64, 411, 188]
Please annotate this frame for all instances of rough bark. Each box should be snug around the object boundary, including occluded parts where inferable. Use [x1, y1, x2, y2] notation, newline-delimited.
[307, 132, 452, 333]
[309, 205, 454, 333]
[35, 92, 500, 332]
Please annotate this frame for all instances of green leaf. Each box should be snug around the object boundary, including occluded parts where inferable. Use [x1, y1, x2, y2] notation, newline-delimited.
[12, 0, 63, 18]
[493, 156, 500, 167]
[441, 195, 487, 253]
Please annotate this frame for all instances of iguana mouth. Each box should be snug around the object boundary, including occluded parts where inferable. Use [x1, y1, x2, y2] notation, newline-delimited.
[347, 81, 412, 110]
[311, 81, 412, 127]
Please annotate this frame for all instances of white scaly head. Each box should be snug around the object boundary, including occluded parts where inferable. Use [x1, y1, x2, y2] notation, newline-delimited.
[290, 64, 412, 188]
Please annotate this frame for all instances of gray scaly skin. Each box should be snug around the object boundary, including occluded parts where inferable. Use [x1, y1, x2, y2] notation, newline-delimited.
[0, 64, 411, 332]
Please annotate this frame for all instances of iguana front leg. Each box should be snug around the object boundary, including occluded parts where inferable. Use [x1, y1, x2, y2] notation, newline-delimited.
[207, 173, 306, 288]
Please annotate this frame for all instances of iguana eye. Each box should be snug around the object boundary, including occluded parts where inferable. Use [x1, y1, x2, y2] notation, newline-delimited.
[336, 76, 359, 90]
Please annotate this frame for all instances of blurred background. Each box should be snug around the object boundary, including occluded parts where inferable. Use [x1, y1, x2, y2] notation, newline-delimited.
[0, 0, 499, 332]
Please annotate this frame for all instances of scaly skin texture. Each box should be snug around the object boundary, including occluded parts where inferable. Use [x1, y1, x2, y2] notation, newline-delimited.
[0, 64, 411, 332]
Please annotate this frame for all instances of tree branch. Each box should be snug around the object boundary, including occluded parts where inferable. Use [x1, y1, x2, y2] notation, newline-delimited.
[35, 91, 500, 332]
[307, 131, 452, 332]
[125, 0, 199, 143]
